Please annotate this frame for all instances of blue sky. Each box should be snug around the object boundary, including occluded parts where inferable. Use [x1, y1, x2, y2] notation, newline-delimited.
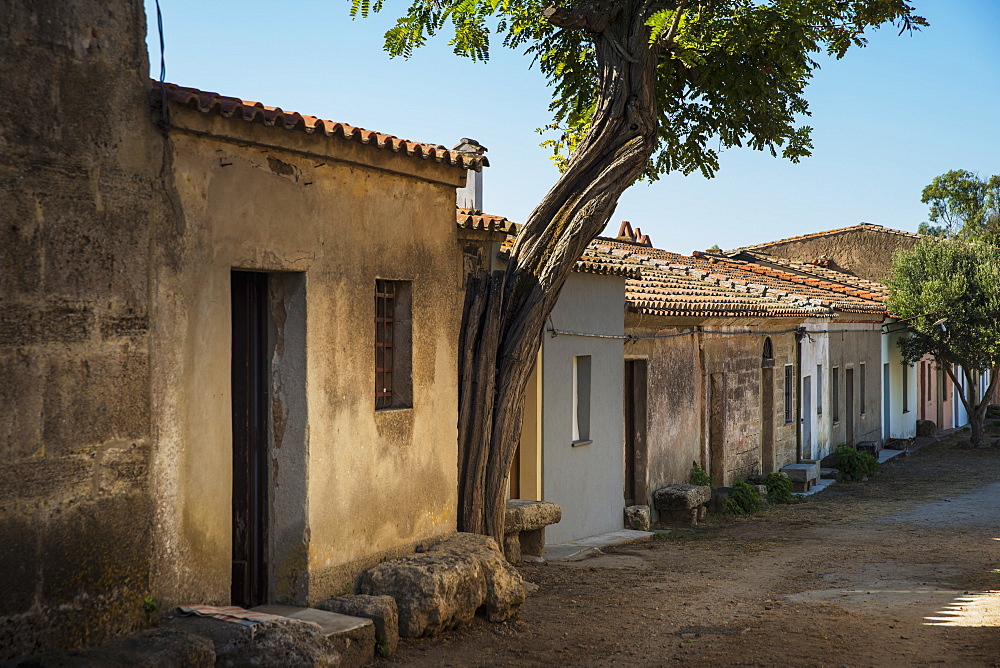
[145, 0, 999, 254]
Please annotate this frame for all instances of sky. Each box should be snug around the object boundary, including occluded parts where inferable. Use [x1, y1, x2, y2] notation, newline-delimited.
[145, 0, 1000, 254]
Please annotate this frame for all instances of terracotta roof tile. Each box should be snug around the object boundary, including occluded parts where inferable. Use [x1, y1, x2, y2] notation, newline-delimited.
[456, 208, 518, 234]
[155, 82, 487, 171]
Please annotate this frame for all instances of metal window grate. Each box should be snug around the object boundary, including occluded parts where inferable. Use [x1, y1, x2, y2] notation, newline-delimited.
[784, 365, 794, 424]
[375, 280, 395, 409]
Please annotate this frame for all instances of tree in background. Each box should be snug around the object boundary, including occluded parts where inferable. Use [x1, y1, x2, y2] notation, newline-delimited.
[918, 170, 1000, 243]
[888, 239, 1000, 447]
[352, 0, 926, 543]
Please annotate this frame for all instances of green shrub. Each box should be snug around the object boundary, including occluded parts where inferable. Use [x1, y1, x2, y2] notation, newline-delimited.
[834, 444, 879, 481]
[761, 472, 795, 504]
[724, 479, 765, 515]
[689, 460, 713, 488]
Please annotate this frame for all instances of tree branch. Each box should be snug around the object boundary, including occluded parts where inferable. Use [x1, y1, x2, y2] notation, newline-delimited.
[657, 0, 687, 47]
[543, 1, 616, 32]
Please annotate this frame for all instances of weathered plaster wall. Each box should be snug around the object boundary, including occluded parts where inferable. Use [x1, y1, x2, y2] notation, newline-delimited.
[824, 322, 883, 452]
[0, 0, 165, 657]
[153, 111, 464, 607]
[752, 228, 919, 283]
[882, 329, 917, 440]
[624, 316, 800, 495]
[541, 272, 626, 544]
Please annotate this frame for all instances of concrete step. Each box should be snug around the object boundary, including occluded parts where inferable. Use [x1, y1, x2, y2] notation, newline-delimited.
[251, 605, 375, 666]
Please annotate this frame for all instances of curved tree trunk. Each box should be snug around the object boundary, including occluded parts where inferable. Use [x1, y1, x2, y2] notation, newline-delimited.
[457, 1, 662, 545]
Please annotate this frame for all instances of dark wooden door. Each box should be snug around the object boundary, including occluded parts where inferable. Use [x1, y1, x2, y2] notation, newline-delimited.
[709, 373, 725, 486]
[760, 367, 774, 473]
[231, 271, 269, 607]
[624, 360, 647, 506]
[845, 368, 855, 446]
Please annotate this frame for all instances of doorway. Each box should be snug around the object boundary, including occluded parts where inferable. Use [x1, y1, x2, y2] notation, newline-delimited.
[231, 271, 270, 607]
[624, 360, 648, 506]
[883, 363, 891, 443]
[845, 367, 855, 446]
[801, 376, 812, 459]
[709, 373, 725, 486]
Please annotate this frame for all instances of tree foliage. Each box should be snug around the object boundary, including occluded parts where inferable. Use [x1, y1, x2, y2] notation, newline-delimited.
[888, 239, 1000, 445]
[350, 0, 928, 540]
[918, 170, 1000, 244]
[351, 0, 925, 179]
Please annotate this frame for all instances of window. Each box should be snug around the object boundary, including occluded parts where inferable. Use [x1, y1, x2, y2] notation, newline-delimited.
[816, 364, 823, 416]
[573, 355, 592, 444]
[762, 337, 774, 367]
[375, 280, 412, 409]
[832, 367, 840, 422]
[783, 364, 794, 424]
[860, 363, 866, 415]
[902, 363, 909, 413]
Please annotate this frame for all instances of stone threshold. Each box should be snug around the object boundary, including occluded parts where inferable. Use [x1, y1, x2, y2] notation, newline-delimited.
[542, 529, 654, 562]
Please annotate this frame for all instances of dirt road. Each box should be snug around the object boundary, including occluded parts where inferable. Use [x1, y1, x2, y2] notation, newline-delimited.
[380, 436, 1000, 667]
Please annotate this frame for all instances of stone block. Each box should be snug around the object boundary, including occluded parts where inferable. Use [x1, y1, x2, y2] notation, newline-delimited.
[42, 347, 149, 455]
[96, 440, 150, 497]
[780, 462, 820, 483]
[170, 616, 342, 668]
[504, 499, 562, 533]
[504, 500, 561, 562]
[6, 627, 215, 667]
[357, 533, 525, 637]
[624, 505, 650, 531]
[0, 350, 43, 460]
[252, 605, 374, 667]
[318, 594, 399, 656]
[0, 303, 93, 347]
[652, 484, 712, 511]
[0, 514, 38, 616]
[0, 454, 93, 509]
[40, 493, 152, 607]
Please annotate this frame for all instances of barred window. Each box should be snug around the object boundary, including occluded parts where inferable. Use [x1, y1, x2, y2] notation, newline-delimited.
[784, 364, 794, 424]
[375, 280, 412, 410]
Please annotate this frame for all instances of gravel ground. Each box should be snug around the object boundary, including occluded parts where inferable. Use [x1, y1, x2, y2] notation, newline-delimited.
[378, 434, 1000, 667]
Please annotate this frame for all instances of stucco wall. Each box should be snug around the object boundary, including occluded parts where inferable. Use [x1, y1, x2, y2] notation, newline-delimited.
[751, 228, 919, 283]
[800, 320, 884, 460]
[153, 111, 465, 606]
[541, 272, 626, 543]
[881, 330, 917, 440]
[0, 0, 166, 657]
[624, 316, 800, 495]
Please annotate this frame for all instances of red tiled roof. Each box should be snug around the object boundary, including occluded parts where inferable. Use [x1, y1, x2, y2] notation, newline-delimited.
[156, 82, 487, 171]
[596, 237, 885, 317]
[734, 250, 890, 298]
[456, 208, 518, 234]
[727, 223, 922, 254]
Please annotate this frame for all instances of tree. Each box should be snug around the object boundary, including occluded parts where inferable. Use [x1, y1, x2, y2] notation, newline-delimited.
[918, 170, 1000, 243]
[888, 239, 1000, 446]
[352, 0, 926, 545]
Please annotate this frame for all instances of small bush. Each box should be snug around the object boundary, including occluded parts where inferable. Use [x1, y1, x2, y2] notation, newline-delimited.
[690, 460, 713, 488]
[761, 472, 795, 504]
[724, 479, 765, 515]
[834, 444, 879, 481]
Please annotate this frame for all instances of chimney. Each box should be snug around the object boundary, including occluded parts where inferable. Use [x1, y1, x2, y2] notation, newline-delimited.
[454, 138, 488, 211]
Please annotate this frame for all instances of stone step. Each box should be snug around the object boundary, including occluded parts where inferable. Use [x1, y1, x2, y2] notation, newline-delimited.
[251, 605, 375, 666]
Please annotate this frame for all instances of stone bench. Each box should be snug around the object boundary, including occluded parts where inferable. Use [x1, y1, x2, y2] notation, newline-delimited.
[780, 461, 820, 492]
[653, 484, 712, 526]
[504, 499, 561, 562]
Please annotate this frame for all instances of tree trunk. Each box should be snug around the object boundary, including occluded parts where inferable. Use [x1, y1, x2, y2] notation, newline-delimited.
[457, 1, 661, 545]
[944, 363, 1000, 447]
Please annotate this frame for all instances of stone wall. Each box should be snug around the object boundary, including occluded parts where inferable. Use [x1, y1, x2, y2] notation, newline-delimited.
[749, 227, 920, 284]
[0, 0, 167, 658]
[625, 317, 801, 494]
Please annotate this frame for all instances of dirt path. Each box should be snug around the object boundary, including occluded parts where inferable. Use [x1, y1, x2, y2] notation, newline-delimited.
[378, 437, 1000, 667]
